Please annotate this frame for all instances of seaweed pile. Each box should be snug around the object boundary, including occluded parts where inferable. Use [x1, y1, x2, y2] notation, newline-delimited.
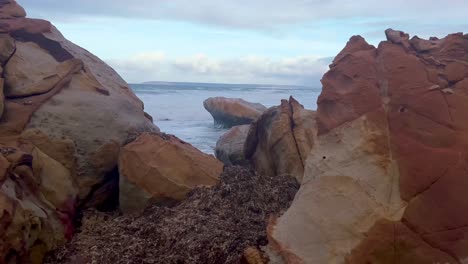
[45, 166, 299, 264]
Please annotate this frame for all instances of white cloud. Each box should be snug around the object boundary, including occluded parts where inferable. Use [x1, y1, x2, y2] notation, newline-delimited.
[107, 52, 330, 85]
[19, 0, 468, 30]
[133, 51, 167, 62]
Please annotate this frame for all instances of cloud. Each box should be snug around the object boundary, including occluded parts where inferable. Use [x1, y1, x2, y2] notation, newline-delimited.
[107, 52, 330, 85]
[18, 0, 468, 30]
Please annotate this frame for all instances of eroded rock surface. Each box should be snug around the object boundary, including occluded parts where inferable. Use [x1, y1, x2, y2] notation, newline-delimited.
[268, 29, 468, 263]
[204, 97, 267, 127]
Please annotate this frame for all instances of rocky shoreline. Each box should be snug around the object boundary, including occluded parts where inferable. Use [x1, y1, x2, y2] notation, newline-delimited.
[2, 0, 468, 263]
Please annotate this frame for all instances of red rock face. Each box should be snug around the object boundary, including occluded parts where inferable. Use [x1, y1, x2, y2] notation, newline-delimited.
[316, 29, 468, 261]
[317, 35, 380, 134]
[268, 30, 468, 263]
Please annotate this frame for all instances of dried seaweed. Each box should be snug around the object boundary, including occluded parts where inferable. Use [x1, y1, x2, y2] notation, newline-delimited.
[45, 166, 299, 264]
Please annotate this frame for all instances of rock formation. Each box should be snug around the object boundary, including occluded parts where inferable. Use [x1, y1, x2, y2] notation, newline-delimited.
[0, 139, 77, 264]
[0, 1, 157, 262]
[118, 133, 223, 213]
[268, 29, 468, 263]
[204, 97, 267, 127]
[245, 97, 316, 182]
[215, 124, 250, 166]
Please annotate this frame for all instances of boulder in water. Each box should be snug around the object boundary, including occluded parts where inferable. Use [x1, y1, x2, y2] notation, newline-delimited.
[204, 97, 267, 127]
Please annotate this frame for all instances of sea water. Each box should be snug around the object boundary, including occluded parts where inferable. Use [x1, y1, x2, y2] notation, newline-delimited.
[132, 82, 321, 154]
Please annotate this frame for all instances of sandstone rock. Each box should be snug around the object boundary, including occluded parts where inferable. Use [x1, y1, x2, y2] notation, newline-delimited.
[385, 28, 410, 48]
[268, 30, 468, 263]
[4, 42, 77, 97]
[204, 97, 267, 127]
[31, 147, 78, 213]
[346, 219, 456, 263]
[20, 129, 77, 175]
[0, 0, 26, 19]
[21, 34, 159, 201]
[0, 1, 158, 204]
[0, 141, 77, 264]
[0, 34, 15, 118]
[290, 97, 315, 162]
[445, 61, 468, 83]
[0, 78, 4, 118]
[0, 34, 15, 63]
[410, 36, 441, 52]
[119, 133, 222, 213]
[268, 113, 406, 263]
[245, 97, 315, 182]
[0, 1, 157, 261]
[215, 124, 250, 166]
[333, 35, 375, 64]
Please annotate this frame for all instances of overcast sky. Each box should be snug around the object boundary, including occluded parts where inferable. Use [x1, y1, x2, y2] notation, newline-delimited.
[18, 0, 468, 85]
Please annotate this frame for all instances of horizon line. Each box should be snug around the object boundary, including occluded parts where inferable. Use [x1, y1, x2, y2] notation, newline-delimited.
[132, 80, 318, 88]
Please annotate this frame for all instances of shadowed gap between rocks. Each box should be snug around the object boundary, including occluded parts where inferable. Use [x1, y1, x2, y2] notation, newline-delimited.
[75, 166, 120, 227]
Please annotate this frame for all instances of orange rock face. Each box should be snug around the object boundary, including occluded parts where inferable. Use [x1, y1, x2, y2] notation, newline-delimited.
[118, 133, 223, 213]
[268, 29, 468, 263]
